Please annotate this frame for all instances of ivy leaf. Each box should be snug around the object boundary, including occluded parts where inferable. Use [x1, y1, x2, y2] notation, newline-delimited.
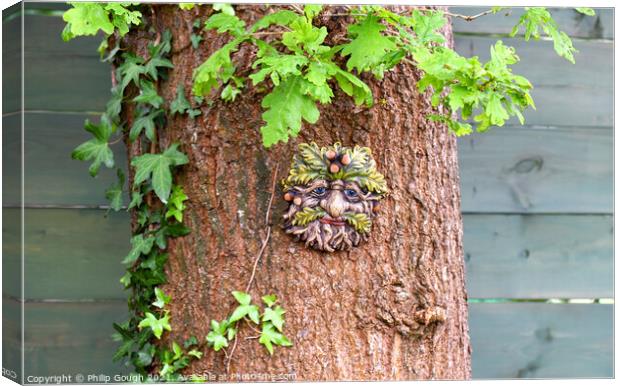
[259, 322, 292, 355]
[133, 80, 164, 108]
[205, 13, 246, 37]
[128, 191, 143, 210]
[106, 84, 123, 124]
[131, 144, 189, 203]
[190, 33, 203, 49]
[130, 109, 162, 142]
[71, 119, 115, 177]
[172, 342, 183, 360]
[152, 287, 172, 309]
[179, 3, 195, 10]
[260, 75, 319, 147]
[262, 294, 277, 307]
[341, 15, 397, 73]
[263, 306, 286, 332]
[232, 290, 251, 305]
[165, 185, 188, 222]
[206, 320, 229, 351]
[138, 312, 171, 339]
[187, 349, 202, 359]
[229, 304, 260, 324]
[118, 53, 147, 90]
[184, 336, 199, 348]
[122, 234, 156, 265]
[144, 57, 174, 80]
[105, 168, 125, 211]
[170, 85, 191, 115]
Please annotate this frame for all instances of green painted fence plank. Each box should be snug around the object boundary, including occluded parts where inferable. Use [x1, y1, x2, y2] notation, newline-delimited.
[7, 299, 612, 379]
[3, 7, 22, 114]
[454, 36, 613, 127]
[3, 209, 22, 301]
[464, 214, 613, 298]
[2, 13, 110, 113]
[3, 112, 21, 208]
[470, 303, 613, 378]
[451, 7, 613, 40]
[3, 208, 130, 300]
[2, 299, 129, 379]
[3, 112, 128, 206]
[3, 299, 23, 382]
[458, 126, 612, 213]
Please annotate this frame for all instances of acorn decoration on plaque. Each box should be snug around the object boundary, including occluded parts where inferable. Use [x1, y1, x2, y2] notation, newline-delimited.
[282, 142, 388, 252]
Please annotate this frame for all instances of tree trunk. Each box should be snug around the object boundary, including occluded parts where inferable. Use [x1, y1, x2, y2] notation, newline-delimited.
[121, 4, 470, 380]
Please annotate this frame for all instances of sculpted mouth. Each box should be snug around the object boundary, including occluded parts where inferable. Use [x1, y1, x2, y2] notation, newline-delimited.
[320, 216, 346, 226]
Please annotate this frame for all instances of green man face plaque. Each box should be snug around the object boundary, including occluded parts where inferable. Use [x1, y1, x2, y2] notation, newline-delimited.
[282, 143, 389, 252]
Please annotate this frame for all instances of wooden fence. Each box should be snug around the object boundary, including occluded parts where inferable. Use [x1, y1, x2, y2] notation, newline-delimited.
[2, 4, 613, 380]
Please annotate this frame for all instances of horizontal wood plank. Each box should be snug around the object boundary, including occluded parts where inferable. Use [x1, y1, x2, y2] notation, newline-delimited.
[3, 208, 130, 300]
[458, 126, 612, 213]
[2, 13, 110, 113]
[454, 36, 613, 127]
[464, 214, 613, 298]
[451, 7, 613, 40]
[470, 303, 613, 378]
[4, 299, 128, 377]
[3, 113, 128, 206]
[3, 10, 22, 113]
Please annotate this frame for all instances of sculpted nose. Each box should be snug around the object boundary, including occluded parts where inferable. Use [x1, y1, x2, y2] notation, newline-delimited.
[322, 191, 347, 218]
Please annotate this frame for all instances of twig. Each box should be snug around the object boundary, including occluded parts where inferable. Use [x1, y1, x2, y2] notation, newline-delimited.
[225, 336, 237, 373]
[245, 335, 261, 340]
[225, 162, 280, 373]
[444, 9, 496, 21]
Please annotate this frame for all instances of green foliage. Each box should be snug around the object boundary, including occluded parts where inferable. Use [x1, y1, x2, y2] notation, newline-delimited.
[205, 292, 292, 355]
[105, 169, 126, 211]
[194, 5, 583, 143]
[131, 144, 189, 203]
[510, 7, 580, 63]
[152, 287, 172, 309]
[341, 15, 397, 73]
[170, 85, 192, 115]
[71, 119, 115, 177]
[165, 185, 188, 222]
[194, 5, 370, 147]
[62, 2, 141, 41]
[138, 311, 172, 339]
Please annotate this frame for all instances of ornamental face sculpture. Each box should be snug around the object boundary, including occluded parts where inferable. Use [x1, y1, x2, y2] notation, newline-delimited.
[282, 143, 388, 252]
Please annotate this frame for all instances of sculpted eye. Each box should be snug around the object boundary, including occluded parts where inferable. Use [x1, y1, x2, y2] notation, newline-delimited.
[344, 189, 358, 198]
[313, 187, 327, 195]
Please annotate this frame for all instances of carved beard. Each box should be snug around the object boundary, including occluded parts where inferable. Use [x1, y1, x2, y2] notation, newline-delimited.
[283, 179, 380, 252]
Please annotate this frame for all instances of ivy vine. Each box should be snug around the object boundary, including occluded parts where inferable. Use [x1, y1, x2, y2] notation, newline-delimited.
[64, 2, 594, 379]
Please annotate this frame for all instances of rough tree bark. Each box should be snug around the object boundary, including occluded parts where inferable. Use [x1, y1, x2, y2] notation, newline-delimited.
[120, 4, 470, 381]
